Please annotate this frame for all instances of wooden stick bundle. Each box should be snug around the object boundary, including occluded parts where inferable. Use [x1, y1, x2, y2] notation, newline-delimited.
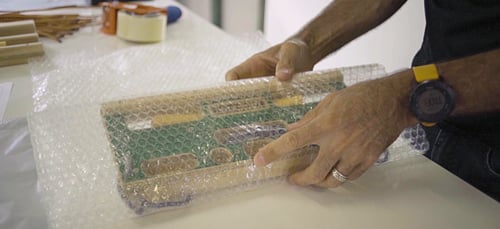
[0, 12, 94, 42]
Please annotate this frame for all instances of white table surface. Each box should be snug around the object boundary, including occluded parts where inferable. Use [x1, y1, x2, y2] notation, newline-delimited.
[0, 1, 498, 229]
[110, 155, 500, 229]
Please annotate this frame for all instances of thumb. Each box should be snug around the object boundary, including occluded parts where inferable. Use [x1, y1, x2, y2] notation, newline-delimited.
[275, 41, 302, 81]
[275, 39, 313, 81]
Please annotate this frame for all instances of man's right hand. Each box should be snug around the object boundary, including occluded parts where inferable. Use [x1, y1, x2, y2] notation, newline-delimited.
[225, 39, 315, 81]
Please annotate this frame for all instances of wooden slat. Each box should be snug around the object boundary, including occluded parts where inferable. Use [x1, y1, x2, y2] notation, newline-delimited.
[0, 32, 39, 45]
[0, 57, 28, 67]
[0, 20, 35, 36]
[0, 42, 44, 64]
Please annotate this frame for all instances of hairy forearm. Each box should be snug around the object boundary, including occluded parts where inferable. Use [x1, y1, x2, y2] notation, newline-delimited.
[291, 0, 407, 64]
[385, 48, 500, 127]
[438, 48, 500, 116]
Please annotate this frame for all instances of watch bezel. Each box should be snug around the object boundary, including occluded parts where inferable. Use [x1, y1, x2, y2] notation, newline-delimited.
[409, 80, 456, 123]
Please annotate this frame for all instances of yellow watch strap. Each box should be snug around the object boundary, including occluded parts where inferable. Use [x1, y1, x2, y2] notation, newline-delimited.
[412, 64, 440, 127]
[412, 64, 439, 83]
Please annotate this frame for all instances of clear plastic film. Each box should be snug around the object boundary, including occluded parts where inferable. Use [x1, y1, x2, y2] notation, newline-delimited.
[28, 35, 428, 229]
[29, 35, 269, 113]
[0, 118, 48, 229]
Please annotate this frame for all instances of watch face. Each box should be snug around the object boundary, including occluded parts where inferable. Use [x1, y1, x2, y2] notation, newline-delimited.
[418, 89, 446, 114]
[410, 80, 455, 123]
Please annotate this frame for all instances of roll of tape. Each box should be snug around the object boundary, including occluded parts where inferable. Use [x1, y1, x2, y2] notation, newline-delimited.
[116, 11, 166, 43]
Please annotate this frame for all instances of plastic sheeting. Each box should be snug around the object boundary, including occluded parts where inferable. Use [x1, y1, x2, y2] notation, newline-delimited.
[0, 118, 48, 229]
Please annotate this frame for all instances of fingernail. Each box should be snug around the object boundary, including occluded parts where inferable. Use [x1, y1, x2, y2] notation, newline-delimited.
[278, 68, 290, 75]
[277, 68, 292, 81]
[254, 153, 266, 166]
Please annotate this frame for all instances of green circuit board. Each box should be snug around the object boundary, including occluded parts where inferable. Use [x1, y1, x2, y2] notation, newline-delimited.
[104, 103, 320, 182]
[103, 82, 344, 182]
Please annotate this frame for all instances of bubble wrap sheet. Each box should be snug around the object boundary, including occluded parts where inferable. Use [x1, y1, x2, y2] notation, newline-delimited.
[28, 38, 427, 229]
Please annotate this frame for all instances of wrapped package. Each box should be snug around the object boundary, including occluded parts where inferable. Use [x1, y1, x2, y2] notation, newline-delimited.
[100, 66, 426, 214]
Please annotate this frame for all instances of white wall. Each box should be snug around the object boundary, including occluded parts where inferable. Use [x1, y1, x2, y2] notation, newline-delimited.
[264, 0, 426, 73]
[176, 0, 214, 21]
[222, 0, 262, 35]
[177, 0, 263, 36]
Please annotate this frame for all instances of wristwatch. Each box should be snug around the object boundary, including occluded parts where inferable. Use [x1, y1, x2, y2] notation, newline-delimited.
[409, 64, 455, 127]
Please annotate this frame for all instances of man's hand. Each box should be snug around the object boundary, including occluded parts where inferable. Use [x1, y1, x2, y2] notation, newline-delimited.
[225, 39, 315, 81]
[253, 73, 416, 187]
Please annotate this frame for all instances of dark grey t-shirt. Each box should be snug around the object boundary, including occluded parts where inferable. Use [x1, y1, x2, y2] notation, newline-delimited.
[412, 0, 500, 135]
[412, 0, 500, 66]
[412, 1, 500, 195]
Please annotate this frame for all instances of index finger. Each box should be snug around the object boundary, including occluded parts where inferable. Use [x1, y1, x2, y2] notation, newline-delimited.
[253, 122, 320, 166]
[225, 56, 277, 81]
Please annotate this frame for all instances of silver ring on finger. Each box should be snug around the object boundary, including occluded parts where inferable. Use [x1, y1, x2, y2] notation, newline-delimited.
[331, 168, 348, 183]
